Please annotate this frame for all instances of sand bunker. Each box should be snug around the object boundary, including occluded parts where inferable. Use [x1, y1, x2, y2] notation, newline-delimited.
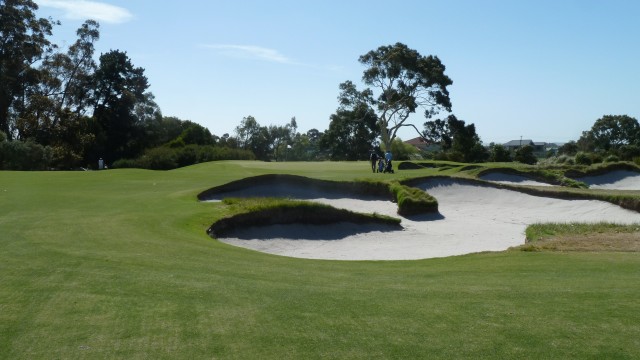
[213, 178, 640, 260]
[479, 172, 554, 186]
[576, 170, 640, 190]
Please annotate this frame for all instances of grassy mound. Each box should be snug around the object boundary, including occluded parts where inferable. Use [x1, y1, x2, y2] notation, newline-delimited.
[389, 181, 438, 216]
[199, 173, 439, 217]
[198, 173, 392, 200]
[208, 198, 401, 238]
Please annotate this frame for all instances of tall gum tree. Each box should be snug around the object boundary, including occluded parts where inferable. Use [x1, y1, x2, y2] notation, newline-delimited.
[338, 42, 452, 150]
[0, 0, 57, 139]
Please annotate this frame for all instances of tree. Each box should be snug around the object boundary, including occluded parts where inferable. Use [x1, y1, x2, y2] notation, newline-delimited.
[338, 43, 452, 150]
[33, 20, 100, 168]
[179, 122, 213, 145]
[578, 115, 640, 152]
[423, 118, 452, 150]
[235, 115, 260, 150]
[234, 115, 271, 160]
[320, 104, 378, 160]
[269, 117, 297, 161]
[558, 141, 578, 156]
[44, 20, 99, 127]
[514, 145, 537, 165]
[423, 115, 487, 162]
[0, 0, 57, 139]
[389, 138, 419, 161]
[489, 143, 512, 162]
[91, 50, 150, 162]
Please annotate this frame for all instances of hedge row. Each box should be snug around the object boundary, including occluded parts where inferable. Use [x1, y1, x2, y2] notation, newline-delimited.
[114, 145, 255, 170]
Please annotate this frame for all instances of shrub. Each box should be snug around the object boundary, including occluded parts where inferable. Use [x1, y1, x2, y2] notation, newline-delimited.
[604, 155, 619, 163]
[389, 138, 419, 161]
[514, 145, 537, 165]
[112, 158, 141, 169]
[489, 144, 511, 162]
[589, 153, 603, 164]
[113, 145, 256, 170]
[574, 152, 592, 165]
[139, 147, 178, 170]
[175, 145, 198, 167]
[0, 139, 52, 170]
[618, 144, 640, 161]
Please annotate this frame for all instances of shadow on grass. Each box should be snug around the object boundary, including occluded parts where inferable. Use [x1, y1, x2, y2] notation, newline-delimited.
[220, 222, 402, 241]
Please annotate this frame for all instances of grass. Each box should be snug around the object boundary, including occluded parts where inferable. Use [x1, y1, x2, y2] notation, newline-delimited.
[1, 160, 640, 359]
[520, 222, 640, 252]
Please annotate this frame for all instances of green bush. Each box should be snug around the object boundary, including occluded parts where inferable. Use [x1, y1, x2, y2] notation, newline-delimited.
[618, 145, 640, 161]
[589, 153, 603, 164]
[175, 145, 198, 167]
[113, 145, 256, 170]
[574, 152, 592, 165]
[514, 145, 537, 165]
[112, 158, 140, 169]
[489, 144, 511, 162]
[140, 147, 178, 170]
[604, 154, 619, 163]
[0, 139, 52, 170]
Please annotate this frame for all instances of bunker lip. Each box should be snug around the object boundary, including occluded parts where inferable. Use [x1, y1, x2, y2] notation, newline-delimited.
[573, 170, 640, 190]
[211, 178, 640, 261]
[479, 172, 555, 187]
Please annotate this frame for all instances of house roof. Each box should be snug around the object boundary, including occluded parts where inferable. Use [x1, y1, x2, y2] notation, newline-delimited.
[504, 139, 534, 147]
[405, 137, 429, 146]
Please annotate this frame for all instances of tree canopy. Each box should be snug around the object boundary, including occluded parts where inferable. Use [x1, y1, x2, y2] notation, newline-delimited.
[423, 115, 487, 163]
[338, 43, 452, 150]
[578, 115, 640, 152]
[0, 0, 57, 138]
[320, 104, 378, 161]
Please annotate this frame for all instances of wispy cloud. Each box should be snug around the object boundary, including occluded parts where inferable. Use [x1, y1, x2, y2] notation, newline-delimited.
[201, 44, 296, 64]
[39, 0, 133, 24]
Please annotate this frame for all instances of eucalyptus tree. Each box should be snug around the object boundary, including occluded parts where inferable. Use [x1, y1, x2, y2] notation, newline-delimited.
[32, 20, 100, 167]
[0, 0, 57, 139]
[338, 42, 452, 150]
[44, 20, 100, 125]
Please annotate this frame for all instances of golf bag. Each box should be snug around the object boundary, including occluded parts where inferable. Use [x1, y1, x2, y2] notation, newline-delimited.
[384, 160, 394, 173]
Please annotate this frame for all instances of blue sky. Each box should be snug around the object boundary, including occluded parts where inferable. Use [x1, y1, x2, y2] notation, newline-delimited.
[37, 0, 639, 144]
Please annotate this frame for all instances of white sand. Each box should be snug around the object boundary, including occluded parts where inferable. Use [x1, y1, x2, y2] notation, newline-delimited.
[215, 178, 640, 261]
[576, 170, 640, 190]
[479, 173, 554, 186]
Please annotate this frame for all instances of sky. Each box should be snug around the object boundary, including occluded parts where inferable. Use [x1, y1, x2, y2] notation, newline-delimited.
[35, 0, 640, 144]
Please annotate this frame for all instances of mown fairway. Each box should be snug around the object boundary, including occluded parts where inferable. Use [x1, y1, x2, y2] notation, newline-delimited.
[1, 161, 639, 359]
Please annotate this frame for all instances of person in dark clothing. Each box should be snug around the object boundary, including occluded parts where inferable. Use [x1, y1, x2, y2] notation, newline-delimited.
[369, 150, 379, 173]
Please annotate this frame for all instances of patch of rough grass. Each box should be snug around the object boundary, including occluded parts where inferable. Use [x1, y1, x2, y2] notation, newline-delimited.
[389, 181, 438, 216]
[516, 222, 640, 252]
[564, 161, 640, 179]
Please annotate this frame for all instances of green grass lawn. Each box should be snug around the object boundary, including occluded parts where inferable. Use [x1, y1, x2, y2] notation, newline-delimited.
[1, 161, 639, 359]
